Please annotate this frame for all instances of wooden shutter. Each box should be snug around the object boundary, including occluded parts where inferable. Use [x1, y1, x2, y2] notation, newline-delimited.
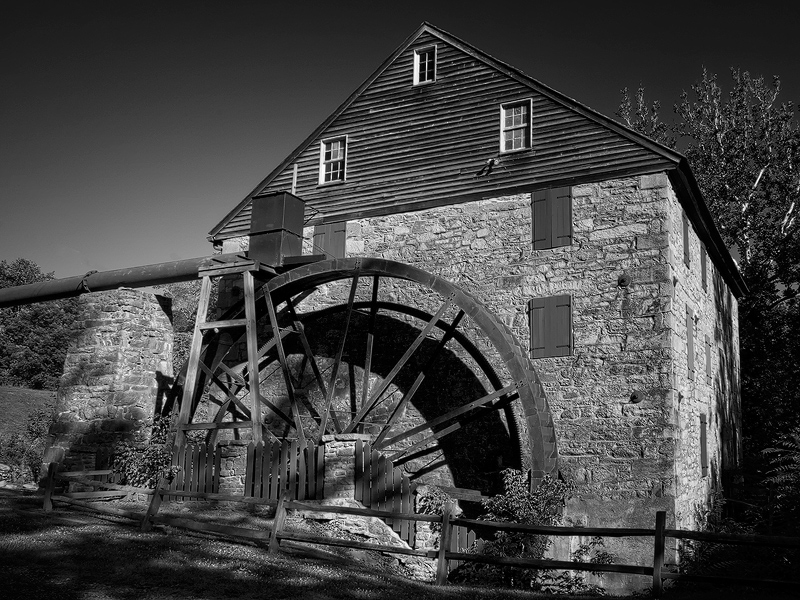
[529, 294, 572, 358]
[532, 187, 572, 250]
[700, 413, 708, 477]
[313, 222, 347, 258]
[705, 335, 712, 385]
[686, 306, 694, 381]
[682, 212, 690, 267]
[701, 244, 707, 291]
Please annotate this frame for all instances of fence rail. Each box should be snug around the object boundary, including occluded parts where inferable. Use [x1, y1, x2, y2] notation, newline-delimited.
[41, 463, 800, 597]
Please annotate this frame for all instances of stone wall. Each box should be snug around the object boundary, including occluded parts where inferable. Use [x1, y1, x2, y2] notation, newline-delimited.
[46, 288, 173, 471]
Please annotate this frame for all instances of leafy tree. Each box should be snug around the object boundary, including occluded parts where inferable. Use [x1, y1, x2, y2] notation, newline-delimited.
[0, 258, 78, 389]
[618, 70, 800, 451]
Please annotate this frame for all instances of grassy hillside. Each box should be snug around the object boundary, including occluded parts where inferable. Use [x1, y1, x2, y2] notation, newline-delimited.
[0, 386, 55, 437]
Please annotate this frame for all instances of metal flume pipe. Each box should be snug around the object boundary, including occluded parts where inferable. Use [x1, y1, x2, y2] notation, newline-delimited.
[0, 253, 253, 308]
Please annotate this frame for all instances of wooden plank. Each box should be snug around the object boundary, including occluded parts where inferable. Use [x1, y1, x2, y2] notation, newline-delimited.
[49, 496, 144, 521]
[282, 500, 440, 523]
[175, 276, 213, 447]
[197, 443, 208, 495]
[315, 442, 325, 500]
[181, 421, 255, 430]
[354, 438, 364, 503]
[269, 492, 288, 553]
[281, 439, 290, 499]
[400, 475, 411, 544]
[213, 444, 221, 493]
[58, 476, 152, 495]
[175, 444, 186, 500]
[59, 491, 130, 500]
[198, 318, 247, 330]
[297, 440, 307, 500]
[269, 441, 281, 501]
[664, 528, 800, 548]
[157, 490, 278, 505]
[245, 442, 256, 497]
[371, 450, 382, 510]
[278, 530, 434, 558]
[191, 444, 202, 495]
[255, 442, 267, 499]
[152, 514, 269, 542]
[444, 552, 653, 576]
[260, 441, 271, 500]
[58, 469, 114, 477]
[652, 510, 666, 598]
[289, 439, 299, 500]
[436, 501, 454, 585]
[243, 271, 264, 445]
[452, 517, 655, 537]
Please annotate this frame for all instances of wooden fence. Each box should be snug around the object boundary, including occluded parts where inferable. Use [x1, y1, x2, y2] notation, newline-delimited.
[41, 464, 800, 597]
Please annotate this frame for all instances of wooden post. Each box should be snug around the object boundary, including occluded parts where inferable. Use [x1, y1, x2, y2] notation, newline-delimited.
[141, 476, 167, 532]
[269, 491, 288, 553]
[652, 510, 666, 598]
[42, 462, 57, 513]
[436, 501, 454, 586]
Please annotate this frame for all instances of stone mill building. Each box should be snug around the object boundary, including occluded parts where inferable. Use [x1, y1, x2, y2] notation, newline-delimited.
[48, 22, 745, 583]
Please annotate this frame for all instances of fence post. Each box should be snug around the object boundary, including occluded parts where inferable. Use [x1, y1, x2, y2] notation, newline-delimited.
[435, 500, 454, 586]
[269, 491, 288, 553]
[141, 476, 167, 532]
[42, 462, 57, 513]
[652, 510, 666, 598]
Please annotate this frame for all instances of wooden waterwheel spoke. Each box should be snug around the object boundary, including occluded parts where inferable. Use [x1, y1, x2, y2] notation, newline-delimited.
[343, 295, 455, 434]
[198, 362, 253, 421]
[318, 270, 360, 440]
[285, 299, 330, 417]
[374, 309, 466, 447]
[376, 382, 518, 450]
[263, 284, 308, 447]
[388, 422, 461, 462]
[360, 276, 380, 430]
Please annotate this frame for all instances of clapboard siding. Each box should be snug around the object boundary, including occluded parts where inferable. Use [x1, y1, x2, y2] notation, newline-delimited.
[212, 28, 675, 239]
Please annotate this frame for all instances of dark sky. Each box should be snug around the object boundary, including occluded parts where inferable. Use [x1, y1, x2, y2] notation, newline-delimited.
[1, 1, 796, 278]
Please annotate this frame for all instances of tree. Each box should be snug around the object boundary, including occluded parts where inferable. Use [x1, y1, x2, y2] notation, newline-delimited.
[0, 258, 78, 389]
[618, 70, 800, 451]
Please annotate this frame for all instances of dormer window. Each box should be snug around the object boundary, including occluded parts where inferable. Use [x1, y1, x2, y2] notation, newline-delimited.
[413, 45, 436, 85]
[500, 99, 532, 152]
[319, 136, 347, 184]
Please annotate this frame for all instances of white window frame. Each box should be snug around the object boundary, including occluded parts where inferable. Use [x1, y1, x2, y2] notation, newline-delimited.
[413, 45, 437, 86]
[499, 99, 533, 153]
[319, 135, 348, 184]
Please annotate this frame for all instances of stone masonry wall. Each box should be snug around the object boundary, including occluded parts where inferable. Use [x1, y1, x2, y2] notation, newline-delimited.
[46, 288, 173, 471]
[665, 181, 741, 530]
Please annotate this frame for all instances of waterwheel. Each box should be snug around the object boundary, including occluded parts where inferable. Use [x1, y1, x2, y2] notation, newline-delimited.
[170, 257, 558, 493]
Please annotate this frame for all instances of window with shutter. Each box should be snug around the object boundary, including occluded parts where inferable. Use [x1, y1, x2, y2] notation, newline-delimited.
[700, 413, 708, 477]
[313, 222, 347, 258]
[682, 211, 690, 268]
[701, 244, 707, 291]
[705, 335, 712, 385]
[532, 187, 572, 250]
[686, 306, 695, 381]
[529, 294, 572, 358]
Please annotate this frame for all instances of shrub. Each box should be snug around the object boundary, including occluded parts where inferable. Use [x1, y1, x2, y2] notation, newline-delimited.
[0, 405, 54, 483]
[111, 416, 177, 488]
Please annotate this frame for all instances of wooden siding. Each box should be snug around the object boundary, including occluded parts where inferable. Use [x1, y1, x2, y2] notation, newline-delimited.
[214, 30, 675, 238]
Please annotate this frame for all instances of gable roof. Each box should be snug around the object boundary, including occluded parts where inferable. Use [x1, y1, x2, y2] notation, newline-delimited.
[208, 22, 746, 297]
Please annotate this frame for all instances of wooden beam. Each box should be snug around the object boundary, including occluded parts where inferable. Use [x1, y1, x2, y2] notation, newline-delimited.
[175, 275, 213, 447]
[360, 276, 380, 433]
[243, 271, 264, 445]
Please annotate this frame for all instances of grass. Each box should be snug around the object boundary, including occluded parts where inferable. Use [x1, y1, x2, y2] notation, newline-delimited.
[0, 385, 55, 438]
[0, 490, 796, 600]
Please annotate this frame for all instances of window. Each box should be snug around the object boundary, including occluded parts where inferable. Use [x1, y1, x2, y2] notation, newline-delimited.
[529, 294, 572, 358]
[686, 306, 695, 381]
[319, 137, 347, 184]
[532, 187, 572, 250]
[700, 413, 708, 477]
[705, 334, 712, 385]
[682, 211, 690, 268]
[413, 46, 436, 85]
[500, 99, 532, 152]
[313, 222, 346, 258]
[701, 244, 707, 291]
